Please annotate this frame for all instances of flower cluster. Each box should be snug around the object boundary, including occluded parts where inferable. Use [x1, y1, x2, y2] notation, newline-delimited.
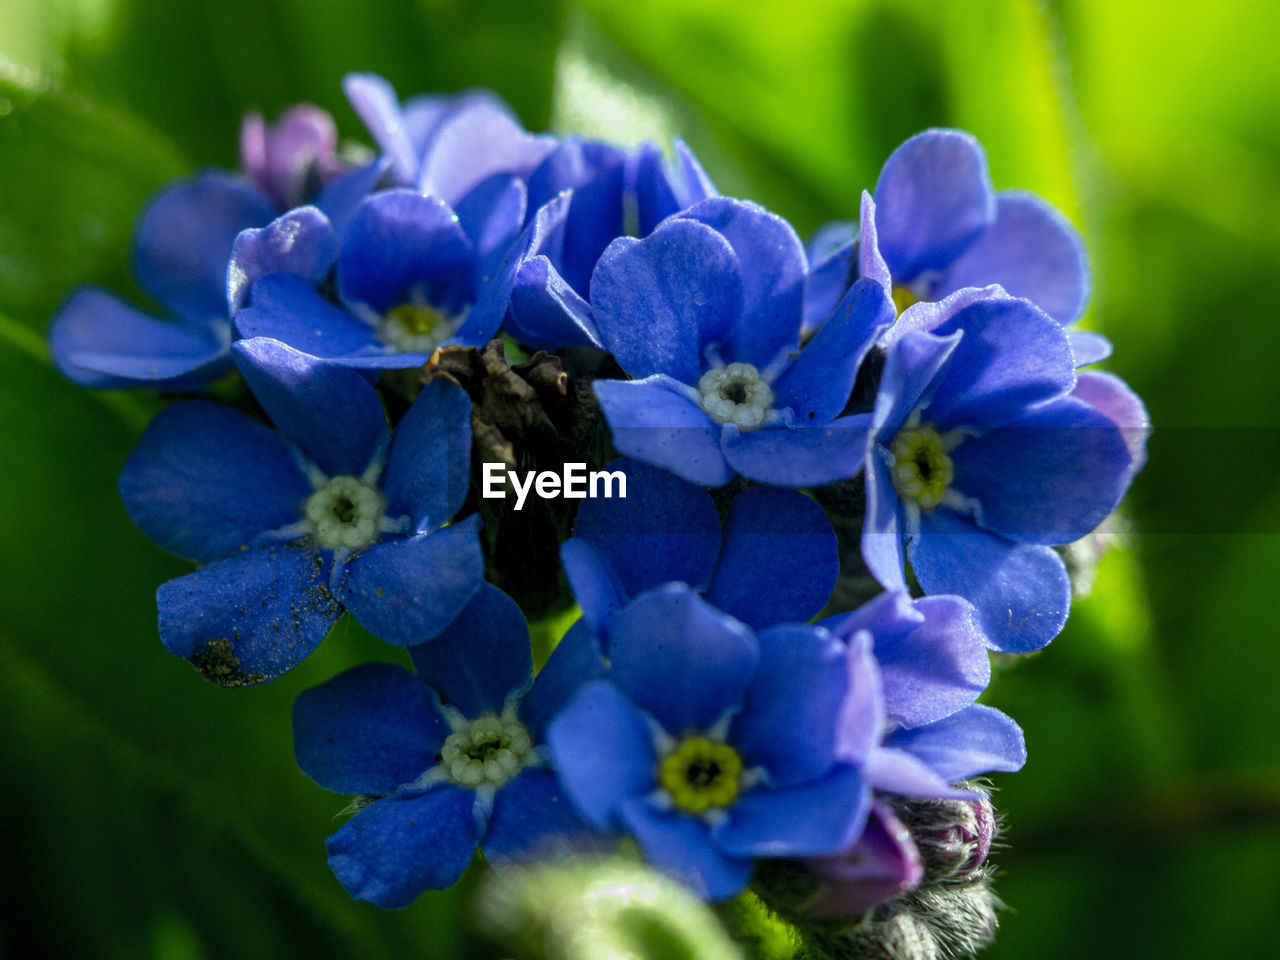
[50, 73, 1148, 955]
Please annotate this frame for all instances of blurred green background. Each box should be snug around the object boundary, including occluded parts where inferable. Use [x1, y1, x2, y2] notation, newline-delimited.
[2, 0, 1278, 957]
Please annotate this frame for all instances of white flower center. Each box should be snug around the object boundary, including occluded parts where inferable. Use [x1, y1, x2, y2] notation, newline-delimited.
[440, 713, 534, 788]
[697, 362, 774, 430]
[303, 475, 386, 550]
[378, 302, 462, 353]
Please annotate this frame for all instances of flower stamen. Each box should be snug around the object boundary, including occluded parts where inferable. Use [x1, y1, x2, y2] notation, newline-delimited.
[304, 475, 386, 550]
[659, 737, 743, 814]
[697, 362, 774, 430]
[440, 713, 533, 789]
[889, 423, 954, 510]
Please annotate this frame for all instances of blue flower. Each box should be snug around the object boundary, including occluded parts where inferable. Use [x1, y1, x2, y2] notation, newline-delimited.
[560, 459, 838, 638]
[49, 172, 276, 389]
[860, 289, 1146, 652]
[585, 197, 895, 487]
[546, 583, 1023, 901]
[807, 129, 1092, 342]
[119, 338, 483, 683]
[293, 584, 602, 908]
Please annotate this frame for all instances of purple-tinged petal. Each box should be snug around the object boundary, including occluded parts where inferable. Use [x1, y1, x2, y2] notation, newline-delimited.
[872, 129, 995, 283]
[716, 765, 868, 858]
[49, 289, 229, 389]
[134, 172, 275, 320]
[909, 508, 1070, 652]
[293, 661, 446, 795]
[591, 219, 743, 382]
[560, 540, 630, 638]
[862, 746, 969, 798]
[234, 273, 380, 360]
[569, 459, 720, 599]
[409, 583, 531, 717]
[837, 632, 884, 766]
[886, 704, 1026, 780]
[861, 448, 908, 592]
[608, 584, 758, 735]
[120, 401, 309, 563]
[867, 595, 989, 729]
[342, 72, 421, 185]
[233, 338, 389, 478]
[619, 798, 752, 901]
[804, 800, 923, 918]
[521, 618, 607, 739]
[315, 157, 392, 235]
[483, 768, 603, 864]
[731, 624, 847, 786]
[771, 277, 895, 423]
[923, 296, 1077, 432]
[338, 190, 475, 314]
[546, 680, 657, 827]
[158, 543, 341, 684]
[678, 197, 806, 368]
[227, 206, 339, 312]
[240, 104, 341, 210]
[1073, 370, 1150, 475]
[881, 283, 1005, 344]
[327, 788, 478, 908]
[939, 190, 1090, 325]
[1070, 330, 1112, 366]
[857, 191, 893, 299]
[418, 101, 555, 206]
[379, 378, 472, 530]
[339, 520, 485, 647]
[949, 395, 1133, 544]
[721, 416, 871, 487]
[593, 376, 733, 487]
[706, 488, 838, 632]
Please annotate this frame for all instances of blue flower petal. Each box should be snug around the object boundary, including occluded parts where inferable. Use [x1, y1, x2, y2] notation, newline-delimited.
[379, 378, 472, 531]
[618, 797, 753, 901]
[233, 338, 390, 478]
[560, 540, 630, 638]
[293, 662, 446, 795]
[49, 289, 229, 389]
[836, 633, 885, 766]
[315, 157, 392, 234]
[908, 508, 1070, 653]
[418, 100, 554, 206]
[678, 197, 806, 369]
[871, 328, 961, 441]
[885, 704, 1026, 780]
[1073, 371, 1150, 476]
[608, 584, 759, 735]
[508, 255, 601, 349]
[771, 277, 894, 423]
[862, 747, 971, 799]
[338, 190, 475, 314]
[133, 172, 275, 320]
[591, 219, 743, 382]
[339, 520, 485, 647]
[482, 768, 603, 864]
[715, 765, 868, 858]
[327, 788, 479, 908]
[120, 401, 309, 562]
[856, 191, 893, 299]
[343, 72, 422, 184]
[922, 296, 1076, 432]
[157, 543, 341, 684]
[872, 129, 994, 283]
[546, 680, 657, 827]
[409, 583, 531, 717]
[521, 618, 607, 739]
[940, 190, 1090, 325]
[705, 488, 838, 632]
[234, 273, 380, 360]
[721, 416, 871, 487]
[730, 624, 846, 786]
[227, 206, 338, 311]
[860, 447, 908, 592]
[593, 376, 733, 487]
[803, 235, 854, 335]
[452, 173, 527, 266]
[949, 395, 1133, 544]
[1070, 330, 1112, 367]
[632, 139, 718, 237]
[569, 459, 720, 599]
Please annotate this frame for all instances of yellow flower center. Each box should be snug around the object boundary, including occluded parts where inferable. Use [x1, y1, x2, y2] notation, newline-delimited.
[889, 423, 954, 510]
[892, 285, 920, 315]
[380, 302, 452, 353]
[659, 737, 743, 814]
